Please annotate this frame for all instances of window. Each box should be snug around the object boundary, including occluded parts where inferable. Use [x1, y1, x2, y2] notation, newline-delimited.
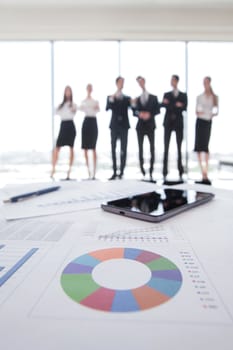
[53, 41, 119, 166]
[120, 41, 187, 172]
[187, 42, 233, 155]
[0, 42, 52, 159]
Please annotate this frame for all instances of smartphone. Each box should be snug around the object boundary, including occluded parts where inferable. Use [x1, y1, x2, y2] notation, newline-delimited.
[101, 188, 214, 222]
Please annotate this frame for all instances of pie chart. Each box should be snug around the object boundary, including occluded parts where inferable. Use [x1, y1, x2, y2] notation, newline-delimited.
[61, 247, 182, 312]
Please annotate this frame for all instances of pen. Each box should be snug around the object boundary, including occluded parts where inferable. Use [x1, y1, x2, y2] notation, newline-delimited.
[3, 186, 61, 203]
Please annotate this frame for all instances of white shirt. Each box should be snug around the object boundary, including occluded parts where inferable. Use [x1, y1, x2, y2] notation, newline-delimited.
[140, 90, 149, 105]
[196, 93, 218, 121]
[55, 102, 77, 121]
[80, 98, 100, 117]
[173, 89, 179, 97]
[108, 92, 123, 103]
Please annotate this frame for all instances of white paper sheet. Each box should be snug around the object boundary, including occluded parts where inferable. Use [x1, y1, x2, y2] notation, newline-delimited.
[0, 184, 233, 350]
[1, 180, 156, 220]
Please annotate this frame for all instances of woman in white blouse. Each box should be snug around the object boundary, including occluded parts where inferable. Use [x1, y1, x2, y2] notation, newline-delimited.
[194, 77, 219, 185]
[80, 84, 100, 179]
[51, 86, 78, 180]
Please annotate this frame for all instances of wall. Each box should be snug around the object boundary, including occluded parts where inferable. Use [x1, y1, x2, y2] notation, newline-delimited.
[0, 5, 233, 41]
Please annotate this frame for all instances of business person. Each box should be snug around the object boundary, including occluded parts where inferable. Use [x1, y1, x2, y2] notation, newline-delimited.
[80, 83, 100, 180]
[51, 86, 77, 180]
[133, 76, 160, 182]
[194, 76, 219, 185]
[106, 76, 131, 180]
[161, 75, 187, 182]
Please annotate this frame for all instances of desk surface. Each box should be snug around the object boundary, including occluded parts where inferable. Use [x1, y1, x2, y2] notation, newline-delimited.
[0, 180, 232, 350]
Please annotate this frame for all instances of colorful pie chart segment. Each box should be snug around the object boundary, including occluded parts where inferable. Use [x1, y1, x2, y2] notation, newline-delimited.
[61, 248, 182, 312]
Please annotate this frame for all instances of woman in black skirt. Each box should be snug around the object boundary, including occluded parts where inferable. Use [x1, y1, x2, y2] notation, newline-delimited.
[80, 84, 100, 179]
[51, 86, 78, 179]
[194, 77, 218, 184]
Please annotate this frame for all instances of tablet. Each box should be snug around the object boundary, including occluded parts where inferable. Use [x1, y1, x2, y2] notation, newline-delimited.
[101, 188, 214, 222]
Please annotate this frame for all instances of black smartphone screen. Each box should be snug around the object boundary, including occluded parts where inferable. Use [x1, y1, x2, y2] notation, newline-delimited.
[101, 189, 214, 222]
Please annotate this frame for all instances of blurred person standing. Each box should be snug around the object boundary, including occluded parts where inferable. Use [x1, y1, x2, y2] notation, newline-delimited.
[194, 76, 219, 185]
[161, 75, 187, 183]
[132, 76, 160, 182]
[106, 76, 131, 180]
[80, 83, 100, 180]
[51, 86, 78, 180]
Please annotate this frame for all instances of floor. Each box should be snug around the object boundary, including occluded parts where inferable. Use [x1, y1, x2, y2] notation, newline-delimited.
[0, 161, 233, 191]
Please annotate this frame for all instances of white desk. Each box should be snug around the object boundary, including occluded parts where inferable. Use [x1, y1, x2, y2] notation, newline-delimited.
[0, 180, 232, 350]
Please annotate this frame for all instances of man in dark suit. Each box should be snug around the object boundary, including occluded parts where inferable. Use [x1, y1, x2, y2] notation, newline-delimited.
[106, 76, 131, 180]
[133, 76, 160, 182]
[161, 75, 188, 182]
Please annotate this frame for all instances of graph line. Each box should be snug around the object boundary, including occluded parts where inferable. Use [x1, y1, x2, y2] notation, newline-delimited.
[0, 248, 39, 287]
[0, 244, 5, 272]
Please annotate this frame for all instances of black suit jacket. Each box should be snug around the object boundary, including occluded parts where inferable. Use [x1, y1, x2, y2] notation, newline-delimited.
[133, 94, 160, 131]
[106, 95, 131, 130]
[161, 91, 187, 129]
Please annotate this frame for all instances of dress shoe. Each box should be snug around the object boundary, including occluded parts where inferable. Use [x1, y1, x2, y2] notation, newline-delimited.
[202, 178, 212, 185]
[195, 178, 212, 185]
[150, 175, 156, 183]
[108, 174, 117, 180]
